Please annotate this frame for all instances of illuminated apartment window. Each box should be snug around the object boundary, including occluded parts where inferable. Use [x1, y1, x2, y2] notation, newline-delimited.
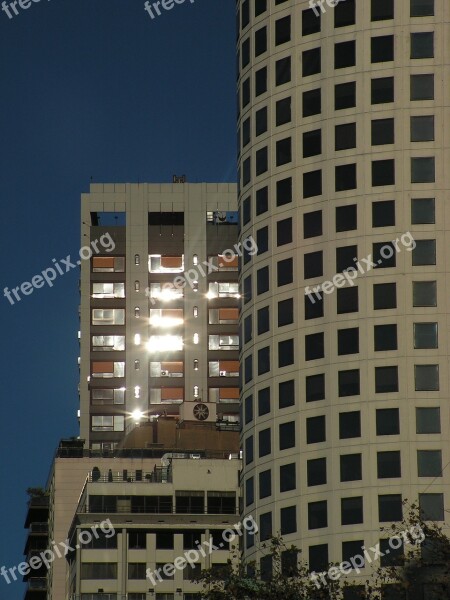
[208, 335, 239, 350]
[208, 282, 239, 298]
[149, 255, 184, 273]
[150, 308, 184, 327]
[209, 308, 239, 324]
[150, 387, 184, 404]
[150, 361, 184, 377]
[91, 388, 125, 405]
[91, 361, 125, 378]
[134, 334, 141, 345]
[193, 333, 199, 344]
[193, 306, 198, 317]
[92, 282, 125, 298]
[92, 256, 125, 272]
[91, 309, 125, 325]
[193, 254, 198, 265]
[208, 360, 240, 377]
[209, 387, 240, 403]
[91, 415, 124, 432]
[149, 283, 184, 300]
[147, 335, 183, 352]
[208, 254, 239, 271]
[92, 336, 125, 351]
[135, 254, 140, 266]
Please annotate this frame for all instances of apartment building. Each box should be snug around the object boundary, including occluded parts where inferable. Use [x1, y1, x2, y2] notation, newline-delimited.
[79, 182, 240, 449]
[237, 0, 450, 592]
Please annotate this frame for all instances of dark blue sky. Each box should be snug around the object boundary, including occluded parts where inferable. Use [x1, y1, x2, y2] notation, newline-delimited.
[0, 2, 236, 597]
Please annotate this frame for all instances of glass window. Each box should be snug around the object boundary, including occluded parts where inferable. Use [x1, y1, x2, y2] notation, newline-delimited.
[280, 463, 296, 492]
[280, 506, 297, 535]
[279, 421, 295, 450]
[374, 324, 398, 351]
[303, 169, 322, 198]
[418, 450, 442, 477]
[277, 177, 292, 206]
[244, 395, 253, 425]
[371, 35, 394, 62]
[337, 327, 359, 355]
[372, 76, 394, 104]
[411, 157, 435, 183]
[259, 469, 272, 499]
[414, 322, 438, 348]
[304, 210, 322, 239]
[377, 451, 401, 478]
[255, 107, 267, 137]
[371, 0, 394, 20]
[303, 88, 321, 117]
[307, 458, 326, 487]
[245, 477, 254, 506]
[306, 415, 326, 444]
[255, 0, 267, 16]
[277, 217, 292, 246]
[302, 47, 321, 77]
[372, 118, 395, 145]
[336, 163, 357, 191]
[309, 544, 328, 572]
[257, 266, 269, 295]
[276, 57, 291, 86]
[308, 500, 327, 529]
[277, 257, 293, 286]
[256, 146, 268, 175]
[413, 280, 436, 306]
[340, 454, 362, 482]
[305, 332, 324, 360]
[92, 309, 125, 325]
[258, 346, 270, 375]
[279, 379, 294, 409]
[378, 494, 403, 521]
[276, 97, 291, 126]
[373, 241, 396, 268]
[303, 129, 322, 158]
[260, 512, 272, 541]
[375, 366, 399, 393]
[416, 407, 440, 434]
[306, 373, 325, 402]
[256, 186, 268, 215]
[336, 245, 358, 272]
[339, 411, 361, 439]
[335, 81, 356, 110]
[335, 41, 356, 69]
[278, 298, 293, 327]
[275, 15, 291, 46]
[411, 198, 435, 223]
[279, 338, 294, 367]
[411, 74, 434, 100]
[245, 435, 253, 465]
[341, 497, 363, 525]
[335, 123, 356, 151]
[411, 116, 434, 141]
[258, 428, 271, 458]
[336, 204, 357, 232]
[411, 0, 434, 16]
[257, 306, 269, 335]
[380, 539, 404, 567]
[338, 369, 360, 397]
[376, 408, 400, 435]
[342, 541, 364, 565]
[411, 32, 434, 58]
[335, 0, 355, 26]
[412, 239, 436, 265]
[337, 286, 359, 314]
[373, 282, 397, 309]
[372, 159, 395, 186]
[419, 493, 444, 521]
[302, 7, 320, 35]
[255, 67, 267, 96]
[373, 200, 395, 227]
[254, 26, 267, 57]
[258, 386, 271, 415]
[415, 364, 439, 390]
[276, 137, 292, 166]
[304, 250, 323, 279]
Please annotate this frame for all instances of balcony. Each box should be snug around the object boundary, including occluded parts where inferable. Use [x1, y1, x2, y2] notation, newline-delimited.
[29, 523, 48, 534]
[24, 577, 47, 599]
[24, 496, 49, 528]
[88, 466, 171, 484]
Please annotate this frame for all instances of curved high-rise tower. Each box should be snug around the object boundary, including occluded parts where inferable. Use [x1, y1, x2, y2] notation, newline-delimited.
[237, 0, 449, 589]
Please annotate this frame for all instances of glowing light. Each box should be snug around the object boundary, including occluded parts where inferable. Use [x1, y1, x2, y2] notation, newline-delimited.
[134, 334, 141, 345]
[134, 386, 141, 399]
[149, 316, 184, 328]
[147, 335, 183, 352]
[131, 409, 144, 422]
[206, 291, 217, 300]
[193, 333, 199, 345]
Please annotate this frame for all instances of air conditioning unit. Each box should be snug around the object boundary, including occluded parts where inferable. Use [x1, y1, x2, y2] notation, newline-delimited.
[219, 370, 227, 377]
[160, 370, 169, 377]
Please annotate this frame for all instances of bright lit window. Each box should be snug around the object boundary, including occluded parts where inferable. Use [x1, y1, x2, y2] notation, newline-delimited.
[92, 256, 125, 273]
[209, 308, 239, 324]
[149, 255, 184, 273]
[92, 309, 125, 325]
[150, 361, 184, 377]
[149, 309, 184, 327]
[209, 388, 240, 403]
[150, 388, 184, 404]
[134, 386, 141, 399]
[208, 335, 239, 350]
[91, 388, 125, 405]
[91, 415, 125, 431]
[209, 360, 240, 377]
[147, 335, 183, 352]
[208, 282, 240, 298]
[194, 386, 199, 397]
[208, 254, 239, 271]
[134, 334, 141, 345]
[92, 336, 125, 351]
[91, 361, 125, 378]
[92, 283, 125, 298]
[193, 333, 199, 344]
[149, 283, 184, 301]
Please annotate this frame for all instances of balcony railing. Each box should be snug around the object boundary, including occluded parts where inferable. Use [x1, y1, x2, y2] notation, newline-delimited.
[82, 505, 238, 515]
[27, 496, 49, 508]
[88, 467, 171, 484]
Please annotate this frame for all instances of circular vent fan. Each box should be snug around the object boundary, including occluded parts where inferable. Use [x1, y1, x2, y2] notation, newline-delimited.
[193, 403, 209, 421]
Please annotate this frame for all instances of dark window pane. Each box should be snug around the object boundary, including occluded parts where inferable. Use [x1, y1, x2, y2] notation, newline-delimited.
[373, 242, 396, 268]
[372, 159, 395, 186]
[280, 505, 297, 535]
[336, 163, 357, 191]
[255, 66, 267, 96]
[276, 57, 291, 86]
[309, 544, 328, 572]
[277, 217, 292, 246]
[305, 332, 324, 361]
[411, 157, 435, 183]
[254, 27, 267, 57]
[257, 306, 269, 335]
[335, 0, 355, 27]
[276, 177, 292, 206]
[275, 15, 291, 46]
[412, 239, 436, 265]
[258, 346, 270, 375]
[411, 198, 435, 224]
[306, 415, 326, 444]
[372, 0, 394, 21]
[372, 118, 395, 145]
[307, 457, 326, 486]
[416, 407, 440, 434]
[259, 427, 271, 457]
[335, 41, 356, 69]
[255, 107, 267, 136]
[257, 266, 269, 295]
[339, 411, 361, 439]
[279, 421, 295, 450]
[374, 324, 398, 351]
[340, 454, 362, 482]
[413, 281, 436, 306]
[336, 285, 359, 313]
[411, 0, 434, 17]
[256, 186, 268, 215]
[304, 210, 323, 238]
[303, 48, 321, 77]
[258, 386, 271, 415]
[372, 77, 394, 104]
[411, 32, 434, 58]
[338, 369, 360, 397]
[276, 97, 291, 126]
[277, 258, 293, 286]
[336, 204, 357, 232]
[302, 7, 321, 36]
[377, 451, 401, 478]
[341, 496, 363, 525]
[336, 245, 358, 272]
[280, 463, 296, 492]
[308, 500, 327, 529]
[306, 373, 325, 402]
[303, 129, 322, 158]
[371, 35, 394, 62]
[415, 364, 439, 391]
[335, 81, 356, 110]
[411, 74, 434, 100]
[373, 283, 397, 309]
[303, 88, 321, 117]
[375, 366, 399, 393]
[278, 298, 294, 327]
[337, 327, 359, 355]
[304, 250, 323, 279]
[373, 200, 395, 227]
[303, 169, 322, 198]
[335, 122, 356, 151]
[305, 292, 324, 320]
[259, 470, 272, 499]
[279, 379, 294, 409]
[376, 408, 400, 435]
[278, 338, 294, 367]
[378, 494, 403, 521]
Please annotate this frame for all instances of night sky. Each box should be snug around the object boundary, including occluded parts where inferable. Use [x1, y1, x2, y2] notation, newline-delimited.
[0, 2, 236, 597]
